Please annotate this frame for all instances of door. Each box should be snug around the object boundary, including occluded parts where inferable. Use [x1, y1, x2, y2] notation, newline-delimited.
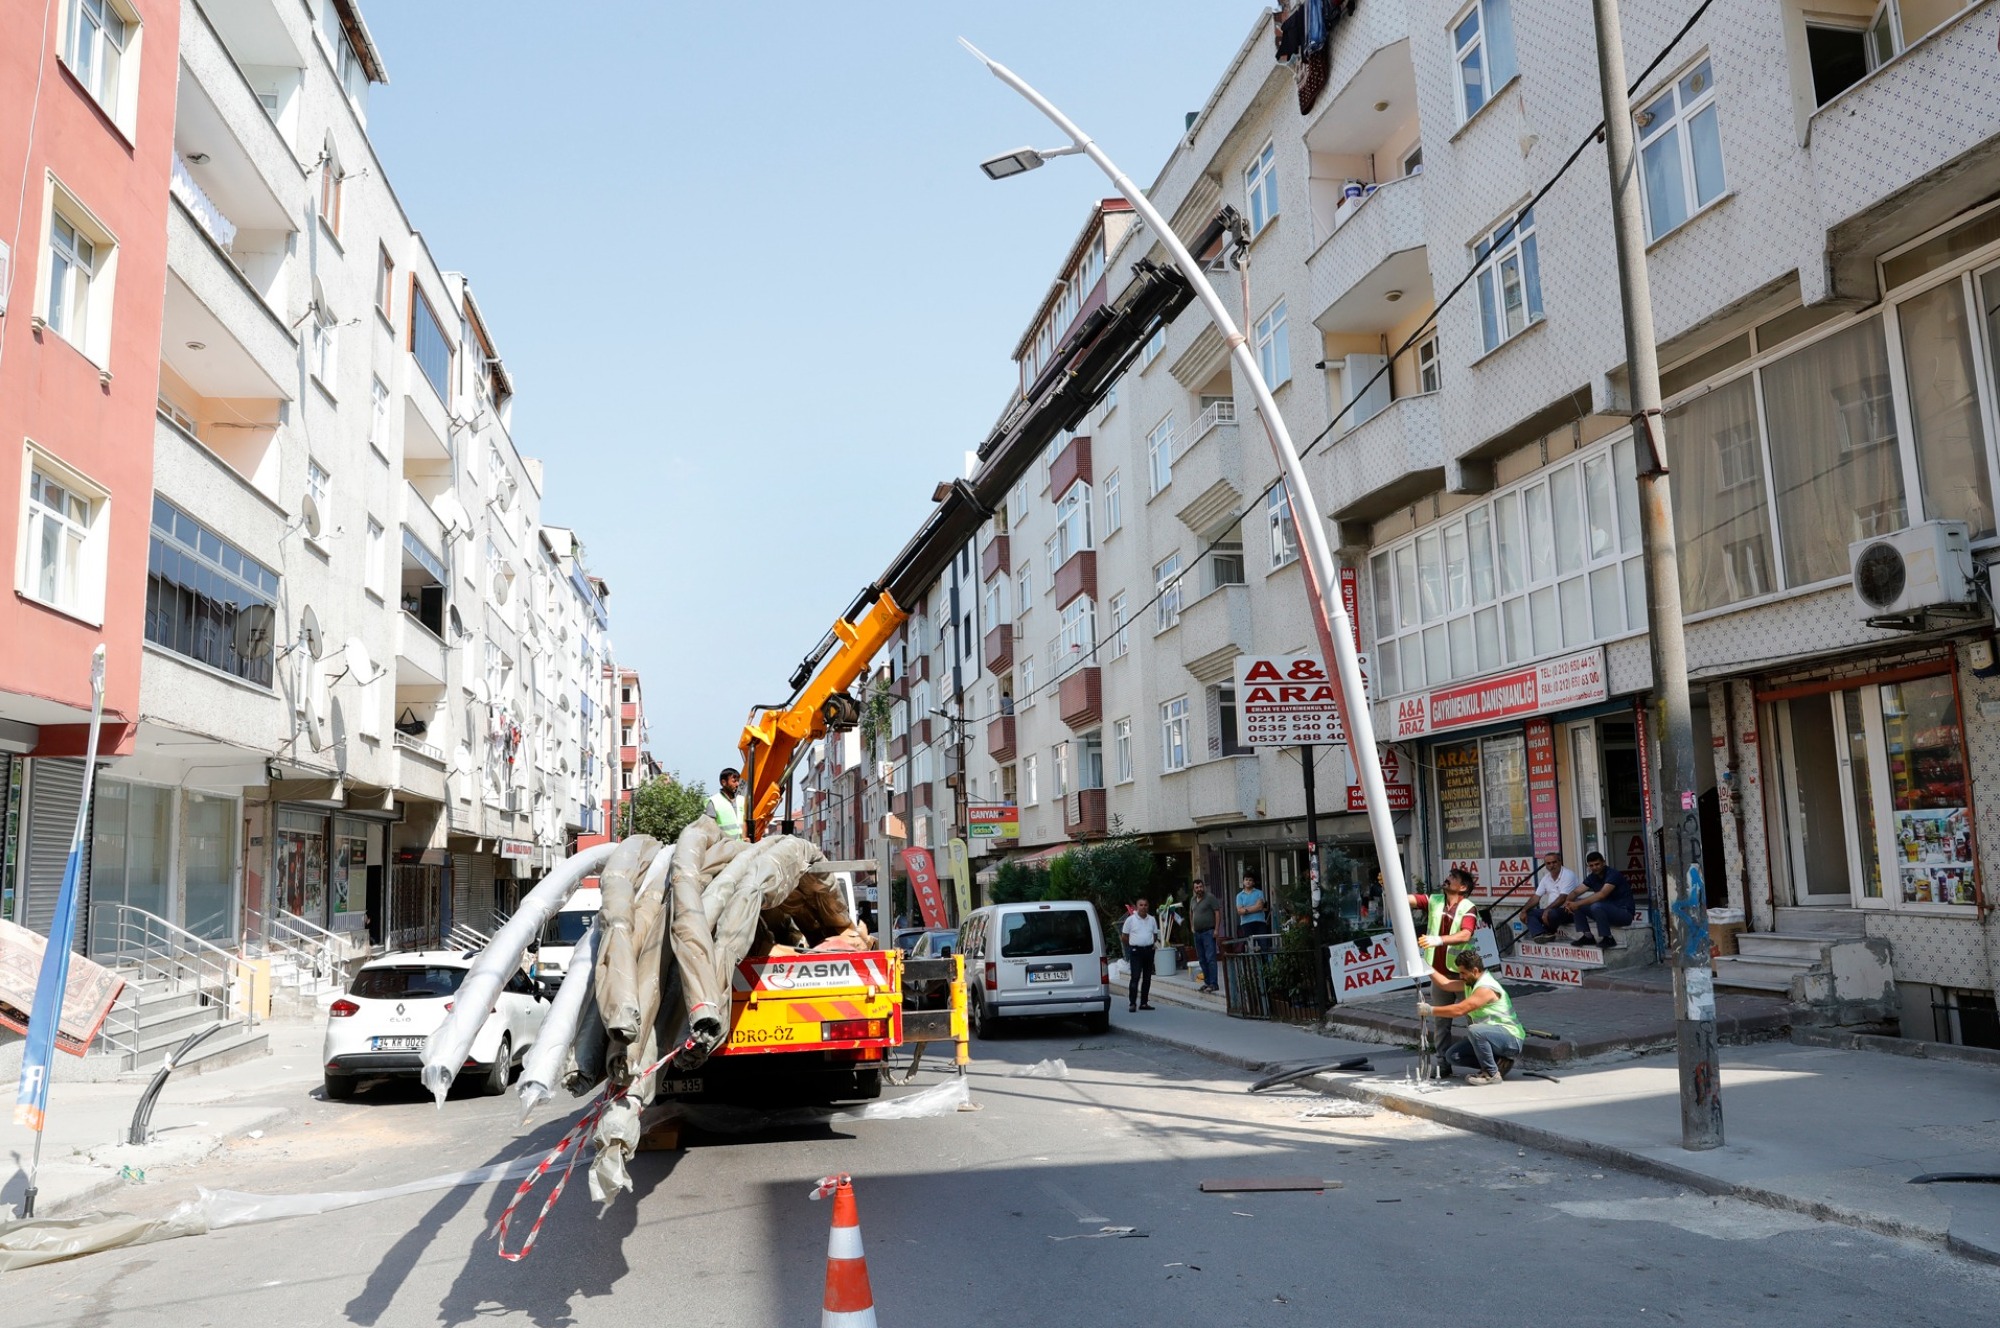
[1568, 722, 1605, 862]
[1775, 698, 1858, 902]
[1599, 721, 1648, 902]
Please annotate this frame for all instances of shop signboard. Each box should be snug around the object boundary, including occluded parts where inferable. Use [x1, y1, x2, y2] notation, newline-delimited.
[946, 837, 973, 920]
[499, 839, 533, 860]
[1526, 718, 1560, 856]
[967, 803, 1018, 839]
[1391, 648, 1607, 740]
[900, 847, 950, 928]
[1343, 743, 1415, 813]
[1512, 939, 1605, 969]
[1328, 926, 1501, 1002]
[1234, 654, 1361, 746]
[1500, 957, 1585, 987]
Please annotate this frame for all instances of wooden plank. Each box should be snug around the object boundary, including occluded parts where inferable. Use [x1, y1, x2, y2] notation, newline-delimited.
[1199, 1177, 1341, 1193]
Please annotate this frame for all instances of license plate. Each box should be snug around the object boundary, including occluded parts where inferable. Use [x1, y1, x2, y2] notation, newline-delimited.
[372, 1035, 426, 1051]
[659, 1077, 704, 1095]
[1027, 965, 1071, 984]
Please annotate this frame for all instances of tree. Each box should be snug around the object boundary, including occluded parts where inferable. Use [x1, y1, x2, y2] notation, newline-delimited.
[990, 860, 1050, 904]
[624, 771, 709, 843]
[1045, 829, 1154, 954]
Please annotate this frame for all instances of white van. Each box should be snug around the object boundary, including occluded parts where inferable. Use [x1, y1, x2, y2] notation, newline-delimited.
[959, 901, 1110, 1036]
[533, 885, 600, 982]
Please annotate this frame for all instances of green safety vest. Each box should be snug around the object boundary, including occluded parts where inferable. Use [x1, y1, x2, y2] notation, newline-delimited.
[709, 792, 745, 840]
[1426, 895, 1477, 970]
[1468, 972, 1524, 1038]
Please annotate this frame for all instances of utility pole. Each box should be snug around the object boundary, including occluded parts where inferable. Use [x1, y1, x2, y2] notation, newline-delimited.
[1301, 744, 1320, 917]
[1592, 0, 1722, 1149]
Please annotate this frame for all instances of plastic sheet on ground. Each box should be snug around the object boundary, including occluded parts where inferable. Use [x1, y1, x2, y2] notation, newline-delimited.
[653, 1074, 971, 1134]
[1296, 1100, 1380, 1120]
[1010, 1058, 1070, 1079]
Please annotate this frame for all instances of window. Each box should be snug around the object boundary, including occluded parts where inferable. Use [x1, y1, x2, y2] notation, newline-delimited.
[310, 301, 338, 389]
[1206, 685, 1249, 758]
[1044, 533, 1058, 584]
[20, 460, 106, 621]
[1161, 697, 1191, 773]
[1009, 478, 1029, 529]
[1055, 482, 1092, 563]
[1452, 0, 1518, 122]
[1207, 534, 1247, 592]
[1102, 471, 1122, 536]
[1155, 554, 1184, 632]
[305, 460, 331, 537]
[1108, 592, 1129, 659]
[365, 518, 386, 599]
[1140, 326, 1166, 368]
[1016, 567, 1033, 617]
[369, 377, 390, 451]
[1114, 718, 1133, 783]
[146, 497, 279, 683]
[317, 141, 343, 236]
[1254, 300, 1291, 388]
[1038, 442, 1057, 493]
[1637, 59, 1725, 241]
[1417, 332, 1442, 393]
[1267, 486, 1300, 569]
[376, 246, 395, 319]
[1804, 21, 1871, 105]
[1473, 207, 1543, 353]
[1244, 140, 1279, 236]
[61, 0, 129, 115]
[983, 577, 1008, 628]
[1053, 742, 1070, 799]
[1056, 597, 1094, 677]
[1148, 414, 1176, 495]
[1023, 752, 1039, 805]
[409, 282, 451, 402]
[1402, 144, 1425, 176]
[44, 204, 101, 351]
[1019, 655, 1036, 709]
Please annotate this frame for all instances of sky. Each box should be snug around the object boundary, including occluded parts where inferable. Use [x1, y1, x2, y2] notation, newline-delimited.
[362, 2, 1266, 781]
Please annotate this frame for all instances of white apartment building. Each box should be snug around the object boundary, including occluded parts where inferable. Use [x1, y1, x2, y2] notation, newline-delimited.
[839, 0, 2000, 1040]
[103, 0, 616, 957]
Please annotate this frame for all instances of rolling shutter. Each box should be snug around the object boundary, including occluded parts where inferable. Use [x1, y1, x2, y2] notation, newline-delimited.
[21, 758, 92, 947]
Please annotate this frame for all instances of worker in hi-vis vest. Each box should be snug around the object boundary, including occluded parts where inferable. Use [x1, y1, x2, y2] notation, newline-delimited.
[709, 767, 746, 840]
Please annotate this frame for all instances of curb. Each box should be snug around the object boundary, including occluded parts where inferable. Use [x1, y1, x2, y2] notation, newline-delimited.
[38, 1101, 297, 1218]
[1113, 1021, 2000, 1267]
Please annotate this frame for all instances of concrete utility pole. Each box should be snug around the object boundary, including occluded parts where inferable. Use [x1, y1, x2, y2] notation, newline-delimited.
[1591, 0, 1723, 1149]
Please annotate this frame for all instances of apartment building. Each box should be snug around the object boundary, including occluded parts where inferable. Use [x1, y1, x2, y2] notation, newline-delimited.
[826, 0, 2000, 1040]
[0, 0, 181, 939]
[610, 665, 659, 828]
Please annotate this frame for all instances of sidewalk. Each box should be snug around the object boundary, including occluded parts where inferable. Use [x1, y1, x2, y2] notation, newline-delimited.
[0, 1019, 323, 1217]
[1110, 997, 2000, 1265]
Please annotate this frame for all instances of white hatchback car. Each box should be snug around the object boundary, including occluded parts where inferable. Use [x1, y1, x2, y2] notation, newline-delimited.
[322, 950, 548, 1100]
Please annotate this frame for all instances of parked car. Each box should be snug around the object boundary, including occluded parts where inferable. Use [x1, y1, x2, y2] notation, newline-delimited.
[957, 902, 1110, 1037]
[321, 950, 548, 1101]
[892, 927, 931, 954]
[906, 929, 960, 960]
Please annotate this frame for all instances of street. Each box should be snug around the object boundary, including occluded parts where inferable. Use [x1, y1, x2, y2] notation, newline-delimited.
[5, 1023, 1998, 1326]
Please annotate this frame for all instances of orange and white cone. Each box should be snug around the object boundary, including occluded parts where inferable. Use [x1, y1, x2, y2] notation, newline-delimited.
[820, 1175, 877, 1327]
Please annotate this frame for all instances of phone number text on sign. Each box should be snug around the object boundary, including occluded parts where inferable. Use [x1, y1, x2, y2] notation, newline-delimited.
[1234, 654, 1359, 747]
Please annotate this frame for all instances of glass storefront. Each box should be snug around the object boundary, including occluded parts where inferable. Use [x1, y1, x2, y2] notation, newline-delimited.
[276, 807, 329, 926]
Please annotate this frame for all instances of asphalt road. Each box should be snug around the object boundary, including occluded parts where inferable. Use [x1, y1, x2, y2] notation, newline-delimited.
[6, 1024, 1998, 1326]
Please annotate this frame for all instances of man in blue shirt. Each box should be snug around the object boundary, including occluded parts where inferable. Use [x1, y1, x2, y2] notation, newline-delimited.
[1565, 850, 1635, 948]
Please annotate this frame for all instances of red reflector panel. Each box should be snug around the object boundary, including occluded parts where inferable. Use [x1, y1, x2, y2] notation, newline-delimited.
[821, 1019, 887, 1042]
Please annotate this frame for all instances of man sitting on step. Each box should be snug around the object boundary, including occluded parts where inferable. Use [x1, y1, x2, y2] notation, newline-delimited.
[1560, 850, 1635, 948]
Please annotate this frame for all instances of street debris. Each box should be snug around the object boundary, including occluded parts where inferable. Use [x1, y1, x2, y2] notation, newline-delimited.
[1249, 1058, 1373, 1092]
[1200, 1177, 1340, 1193]
[1049, 1226, 1147, 1240]
[1296, 1101, 1379, 1120]
[1011, 1058, 1070, 1079]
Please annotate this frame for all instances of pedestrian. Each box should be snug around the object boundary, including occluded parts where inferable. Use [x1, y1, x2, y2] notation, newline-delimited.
[1418, 950, 1524, 1085]
[1235, 870, 1271, 949]
[709, 767, 747, 841]
[1120, 898, 1160, 1012]
[1409, 867, 1481, 1069]
[1525, 849, 1580, 940]
[1189, 879, 1220, 993]
[1564, 850, 1636, 947]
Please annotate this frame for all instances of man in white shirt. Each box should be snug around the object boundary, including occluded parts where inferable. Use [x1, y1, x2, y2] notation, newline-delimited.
[1119, 898, 1161, 1013]
[1526, 850, 1580, 941]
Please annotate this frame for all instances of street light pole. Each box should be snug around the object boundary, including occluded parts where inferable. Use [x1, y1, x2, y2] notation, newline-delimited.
[962, 39, 1426, 980]
[1590, 0, 1722, 1149]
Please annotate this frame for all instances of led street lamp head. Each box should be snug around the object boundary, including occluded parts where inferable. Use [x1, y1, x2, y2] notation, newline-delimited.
[980, 147, 1046, 180]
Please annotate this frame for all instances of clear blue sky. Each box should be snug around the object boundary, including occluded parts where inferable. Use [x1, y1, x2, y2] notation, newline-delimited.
[363, 2, 1265, 782]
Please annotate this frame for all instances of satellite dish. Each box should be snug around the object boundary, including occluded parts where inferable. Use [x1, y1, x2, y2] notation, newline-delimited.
[304, 683, 329, 752]
[448, 605, 467, 640]
[452, 743, 474, 775]
[432, 491, 472, 539]
[233, 604, 276, 661]
[300, 492, 323, 542]
[341, 636, 379, 685]
[299, 606, 323, 659]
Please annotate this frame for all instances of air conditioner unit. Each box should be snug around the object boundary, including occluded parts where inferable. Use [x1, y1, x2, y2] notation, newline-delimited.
[1849, 520, 1979, 628]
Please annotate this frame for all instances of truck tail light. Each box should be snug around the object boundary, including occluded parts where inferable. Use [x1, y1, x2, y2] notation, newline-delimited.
[983, 961, 997, 991]
[329, 998, 360, 1018]
[822, 1019, 887, 1042]
[1099, 958, 1109, 985]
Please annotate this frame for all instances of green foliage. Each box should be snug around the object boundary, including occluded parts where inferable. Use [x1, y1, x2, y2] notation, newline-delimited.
[1045, 830, 1155, 954]
[857, 677, 895, 757]
[990, 860, 1050, 905]
[624, 771, 709, 844]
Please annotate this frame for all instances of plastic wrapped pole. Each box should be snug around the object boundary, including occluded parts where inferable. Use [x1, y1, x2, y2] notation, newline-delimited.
[421, 841, 616, 1105]
[517, 917, 601, 1121]
[592, 837, 657, 1044]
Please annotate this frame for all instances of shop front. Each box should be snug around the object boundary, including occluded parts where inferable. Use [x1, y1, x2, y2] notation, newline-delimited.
[1196, 812, 1404, 935]
[273, 805, 387, 940]
[85, 778, 242, 952]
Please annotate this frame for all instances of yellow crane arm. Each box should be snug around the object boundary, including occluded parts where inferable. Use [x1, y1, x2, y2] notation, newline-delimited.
[739, 590, 906, 839]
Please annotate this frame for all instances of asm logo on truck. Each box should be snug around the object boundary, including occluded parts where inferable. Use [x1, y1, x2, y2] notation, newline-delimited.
[734, 955, 890, 993]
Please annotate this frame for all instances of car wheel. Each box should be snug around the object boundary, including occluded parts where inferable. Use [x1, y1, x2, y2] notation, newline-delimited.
[323, 1072, 356, 1101]
[972, 995, 998, 1040]
[481, 1035, 511, 1096]
[1083, 1008, 1111, 1035]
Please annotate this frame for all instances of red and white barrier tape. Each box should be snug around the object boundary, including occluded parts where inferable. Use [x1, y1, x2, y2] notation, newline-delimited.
[809, 1173, 850, 1200]
[491, 1036, 698, 1261]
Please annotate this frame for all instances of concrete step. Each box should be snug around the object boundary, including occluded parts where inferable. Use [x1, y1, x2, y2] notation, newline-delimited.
[1735, 933, 1835, 963]
[131, 1002, 230, 1046]
[1773, 906, 1868, 937]
[1714, 955, 1812, 992]
[130, 1011, 231, 1061]
[128, 1022, 269, 1076]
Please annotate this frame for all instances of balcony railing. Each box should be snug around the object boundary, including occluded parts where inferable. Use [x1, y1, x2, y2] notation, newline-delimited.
[1191, 398, 1237, 441]
[171, 156, 237, 250]
[394, 729, 445, 763]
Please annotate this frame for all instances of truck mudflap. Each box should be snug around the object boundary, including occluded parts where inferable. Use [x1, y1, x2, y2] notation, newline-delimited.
[721, 950, 902, 1056]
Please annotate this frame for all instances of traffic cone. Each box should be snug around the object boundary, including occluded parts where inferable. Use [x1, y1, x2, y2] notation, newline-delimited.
[821, 1176, 877, 1327]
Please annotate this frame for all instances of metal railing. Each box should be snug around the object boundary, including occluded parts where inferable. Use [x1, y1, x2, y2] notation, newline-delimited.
[1218, 936, 1332, 1025]
[91, 904, 256, 1063]
[269, 909, 347, 994]
[394, 728, 446, 763]
[1192, 397, 1237, 440]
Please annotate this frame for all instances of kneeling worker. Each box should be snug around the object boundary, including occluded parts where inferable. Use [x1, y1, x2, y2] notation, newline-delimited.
[1417, 951, 1524, 1086]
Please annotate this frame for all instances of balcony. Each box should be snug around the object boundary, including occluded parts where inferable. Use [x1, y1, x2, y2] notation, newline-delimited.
[1168, 402, 1245, 535]
[1052, 550, 1096, 610]
[1058, 667, 1102, 731]
[982, 535, 1011, 582]
[914, 782, 935, 812]
[161, 207, 296, 414]
[1179, 583, 1252, 684]
[1050, 435, 1092, 495]
[914, 717, 932, 748]
[1307, 391, 1443, 521]
[984, 623, 1016, 674]
[889, 733, 908, 762]
[987, 715, 1018, 764]
[1064, 788, 1107, 840]
[1185, 756, 1260, 826]
[621, 745, 639, 767]
[394, 742, 448, 804]
[1306, 174, 1429, 336]
[176, 7, 301, 230]
[394, 608, 448, 687]
[912, 654, 930, 684]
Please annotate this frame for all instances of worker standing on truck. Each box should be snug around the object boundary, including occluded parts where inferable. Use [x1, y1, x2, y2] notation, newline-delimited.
[710, 767, 747, 839]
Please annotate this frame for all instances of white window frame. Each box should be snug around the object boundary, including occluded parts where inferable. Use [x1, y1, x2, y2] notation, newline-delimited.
[306, 459, 332, 542]
[365, 517, 386, 600]
[1056, 596, 1095, 677]
[1148, 414, 1176, 496]
[1108, 591, 1129, 659]
[1019, 655, 1036, 710]
[40, 183, 116, 364]
[17, 446, 110, 625]
[369, 376, 390, 453]
[1023, 752, 1039, 806]
[1417, 332, 1442, 393]
[1473, 206, 1543, 353]
[317, 138, 344, 237]
[1113, 717, 1133, 784]
[1451, 0, 1518, 124]
[1635, 56, 1725, 242]
[1161, 697, 1191, 773]
[1016, 567, 1033, 617]
[1254, 299, 1291, 389]
[1155, 554, 1184, 632]
[1053, 742, 1071, 799]
[60, 0, 135, 125]
[311, 300, 339, 390]
[1139, 326, 1166, 369]
[1102, 470, 1122, 536]
[1244, 140, 1279, 236]
[1055, 481, 1092, 564]
[1266, 486, 1300, 569]
[1009, 478, 1030, 529]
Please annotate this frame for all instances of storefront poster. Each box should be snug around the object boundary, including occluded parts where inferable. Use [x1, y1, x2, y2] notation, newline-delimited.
[1436, 742, 1484, 867]
[1526, 718, 1560, 855]
[1896, 807, 1975, 905]
[1329, 927, 1500, 1002]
